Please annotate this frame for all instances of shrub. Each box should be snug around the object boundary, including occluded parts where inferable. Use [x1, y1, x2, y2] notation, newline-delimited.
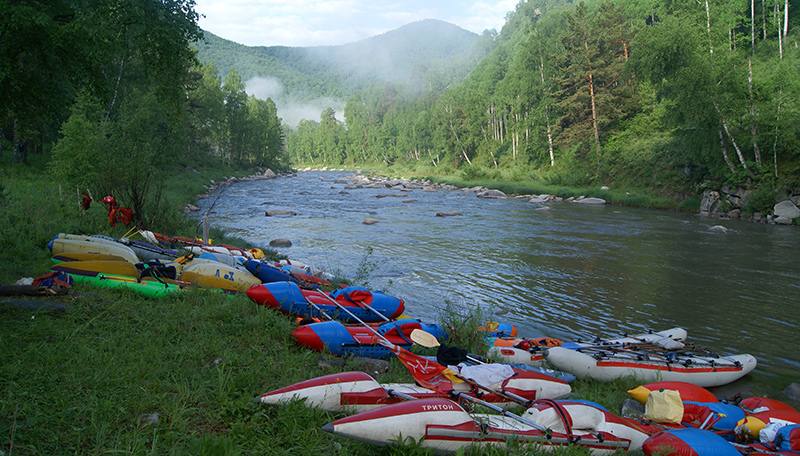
[745, 183, 778, 215]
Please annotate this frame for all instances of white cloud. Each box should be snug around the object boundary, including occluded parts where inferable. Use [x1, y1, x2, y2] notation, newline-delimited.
[195, 0, 515, 47]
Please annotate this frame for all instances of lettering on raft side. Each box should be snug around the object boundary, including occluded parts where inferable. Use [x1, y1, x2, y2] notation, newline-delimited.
[421, 404, 456, 411]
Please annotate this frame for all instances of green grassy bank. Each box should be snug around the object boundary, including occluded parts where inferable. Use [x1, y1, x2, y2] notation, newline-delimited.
[0, 282, 649, 455]
[0, 158, 760, 455]
[294, 162, 701, 213]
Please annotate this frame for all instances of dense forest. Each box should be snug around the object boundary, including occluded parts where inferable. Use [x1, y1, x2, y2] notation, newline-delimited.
[280, 0, 799, 208]
[2, 0, 798, 225]
[0, 0, 285, 228]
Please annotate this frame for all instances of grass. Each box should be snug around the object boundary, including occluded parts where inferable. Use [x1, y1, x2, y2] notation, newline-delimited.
[0, 286, 647, 456]
[2, 155, 650, 455]
[294, 161, 689, 212]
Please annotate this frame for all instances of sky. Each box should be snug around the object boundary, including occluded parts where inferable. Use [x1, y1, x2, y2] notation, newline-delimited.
[193, 0, 519, 48]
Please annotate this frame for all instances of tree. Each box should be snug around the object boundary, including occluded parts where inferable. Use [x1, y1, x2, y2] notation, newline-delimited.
[553, 1, 637, 163]
[47, 0, 202, 228]
[316, 107, 345, 164]
[222, 69, 248, 165]
[0, 0, 84, 163]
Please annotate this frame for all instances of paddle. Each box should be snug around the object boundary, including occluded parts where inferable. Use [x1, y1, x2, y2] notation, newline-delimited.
[316, 289, 392, 322]
[311, 293, 395, 346]
[410, 328, 485, 365]
[299, 294, 335, 321]
[451, 391, 550, 433]
[566, 345, 741, 369]
[409, 329, 534, 407]
[387, 381, 549, 433]
[377, 337, 546, 429]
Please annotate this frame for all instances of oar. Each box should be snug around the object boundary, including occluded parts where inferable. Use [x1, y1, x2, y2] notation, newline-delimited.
[410, 329, 485, 365]
[315, 293, 394, 346]
[383, 388, 418, 401]
[571, 346, 739, 369]
[387, 385, 550, 434]
[410, 329, 534, 407]
[317, 289, 392, 323]
[451, 392, 550, 433]
[299, 294, 335, 321]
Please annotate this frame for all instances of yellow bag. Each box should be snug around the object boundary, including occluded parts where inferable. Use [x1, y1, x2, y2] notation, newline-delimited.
[643, 389, 684, 424]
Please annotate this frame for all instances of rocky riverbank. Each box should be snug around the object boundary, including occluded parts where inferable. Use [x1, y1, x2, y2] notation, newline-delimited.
[189, 167, 800, 227]
[342, 172, 800, 226]
[700, 185, 800, 225]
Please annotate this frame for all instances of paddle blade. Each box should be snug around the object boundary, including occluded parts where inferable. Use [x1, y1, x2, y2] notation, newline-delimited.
[410, 329, 440, 348]
[378, 338, 460, 394]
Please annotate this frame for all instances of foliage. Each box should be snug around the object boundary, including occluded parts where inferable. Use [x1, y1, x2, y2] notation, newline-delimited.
[437, 302, 491, 356]
[0, 152, 269, 281]
[273, 0, 799, 202]
[746, 181, 779, 215]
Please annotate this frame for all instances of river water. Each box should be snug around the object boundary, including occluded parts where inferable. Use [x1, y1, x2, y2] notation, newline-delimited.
[195, 170, 799, 397]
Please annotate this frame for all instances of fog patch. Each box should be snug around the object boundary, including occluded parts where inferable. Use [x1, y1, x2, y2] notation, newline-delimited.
[245, 76, 283, 100]
[244, 76, 344, 129]
[280, 97, 345, 128]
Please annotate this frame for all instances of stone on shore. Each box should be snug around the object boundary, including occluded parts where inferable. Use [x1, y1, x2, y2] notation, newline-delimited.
[476, 189, 507, 199]
[574, 196, 606, 204]
[269, 238, 292, 247]
[774, 200, 800, 220]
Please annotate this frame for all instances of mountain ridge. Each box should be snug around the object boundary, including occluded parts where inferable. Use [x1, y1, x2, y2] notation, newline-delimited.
[194, 19, 483, 126]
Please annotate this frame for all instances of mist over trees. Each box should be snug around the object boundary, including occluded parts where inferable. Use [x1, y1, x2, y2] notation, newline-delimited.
[3, 0, 798, 225]
[284, 0, 799, 206]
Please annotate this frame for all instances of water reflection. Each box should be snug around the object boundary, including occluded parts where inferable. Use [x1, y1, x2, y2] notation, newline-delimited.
[196, 171, 800, 391]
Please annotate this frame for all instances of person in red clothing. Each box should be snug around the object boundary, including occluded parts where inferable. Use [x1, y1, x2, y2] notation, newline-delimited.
[81, 191, 92, 210]
[101, 195, 134, 227]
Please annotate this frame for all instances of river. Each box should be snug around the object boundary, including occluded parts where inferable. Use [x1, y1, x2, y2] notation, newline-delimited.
[195, 170, 799, 398]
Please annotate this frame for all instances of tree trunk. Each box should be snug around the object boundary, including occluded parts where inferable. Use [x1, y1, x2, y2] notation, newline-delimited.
[751, 0, 756, 54]
[715, 102, 750, 172]
[773, 87, 783, 178]
[719, 128, 737, 173]
[705, 0, 714, 55]
[12, 119, 27, 164]
[582, 35, 601, 160]
[446, 105, 472, 165]
[777, 1, 783, 59]
[748, 59, 762, 165]
[784, 0, 789, 38]
[538, 56, 555, 167]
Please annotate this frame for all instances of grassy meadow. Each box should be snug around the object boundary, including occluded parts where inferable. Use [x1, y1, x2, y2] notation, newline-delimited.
[3, 156, 655, 455]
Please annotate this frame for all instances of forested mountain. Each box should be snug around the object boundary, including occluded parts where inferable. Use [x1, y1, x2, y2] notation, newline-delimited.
[287, 0, 800, 210]
[195, 20, 486, 105]
[3, 0, 798, 227]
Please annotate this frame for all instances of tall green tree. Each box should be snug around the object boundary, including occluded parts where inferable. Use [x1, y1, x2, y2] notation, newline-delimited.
[221, 69, 247, 165]
[0, 0, 85, 163]
[315, 107, 345, 164]
[553, 1, 637, 164]
[48, 0, 202, 228]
